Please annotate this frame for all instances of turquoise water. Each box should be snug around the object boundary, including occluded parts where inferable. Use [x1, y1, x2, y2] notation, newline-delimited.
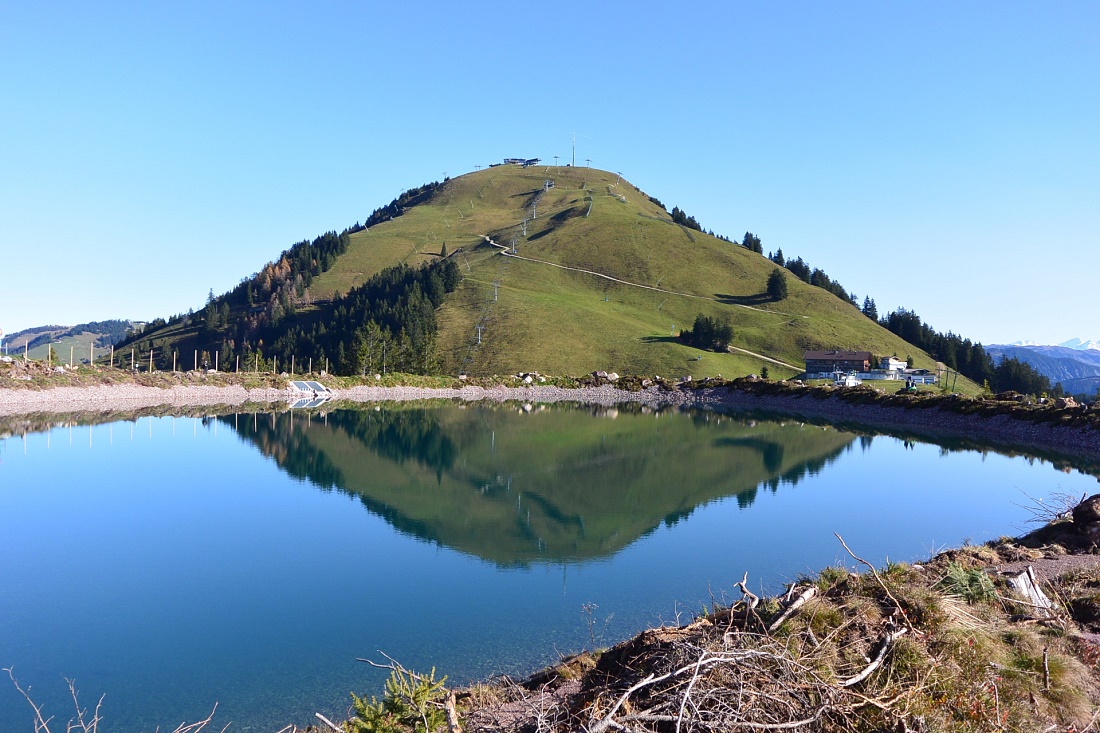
[0, 404, 1095, 731]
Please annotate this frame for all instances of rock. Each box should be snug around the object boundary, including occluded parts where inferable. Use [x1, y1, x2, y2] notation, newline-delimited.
[1055, 397, 1078, 409]
[608, 372, 619, 382]
[1072, 494, 1100, 526]
[523, 375, 533, 384]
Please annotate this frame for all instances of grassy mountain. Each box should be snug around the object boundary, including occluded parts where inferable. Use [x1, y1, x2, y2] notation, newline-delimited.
[121, 165, 959, 383]
[5, 320, 133, 362]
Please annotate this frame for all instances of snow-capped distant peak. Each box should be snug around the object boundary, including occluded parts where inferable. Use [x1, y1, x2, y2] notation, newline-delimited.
[1010, 340, 1042, 347]
[1058, 338, 1100, 351]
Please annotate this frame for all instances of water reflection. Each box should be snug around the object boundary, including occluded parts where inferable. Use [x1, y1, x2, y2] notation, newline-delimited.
[219, 404, 857, 566]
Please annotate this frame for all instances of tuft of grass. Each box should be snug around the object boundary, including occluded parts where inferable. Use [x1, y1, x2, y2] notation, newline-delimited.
[937, 562, 997, 604]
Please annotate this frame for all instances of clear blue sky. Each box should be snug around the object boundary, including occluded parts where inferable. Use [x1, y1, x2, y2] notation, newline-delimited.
[2, 2, 1097, 345]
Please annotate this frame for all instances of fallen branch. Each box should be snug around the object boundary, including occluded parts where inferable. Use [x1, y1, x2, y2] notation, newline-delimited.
[588, 649, 812, 733]
[840, 624, 908, 687]
[767, 586, 817, 634]
[315, 712, 343, 733]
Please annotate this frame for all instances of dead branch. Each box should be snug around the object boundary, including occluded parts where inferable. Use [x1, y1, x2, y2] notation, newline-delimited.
[5, 666, 55, 733]
[65, 676, 104, 733]
[767, 586, 817, 634]
[588, 647, 821, 733]
[839, 623, 908, 687]
[169, 703, 218, 733]
[315, 712, 343, 733]
[736, 572, 760, 611]
[835, 533, 914, 631]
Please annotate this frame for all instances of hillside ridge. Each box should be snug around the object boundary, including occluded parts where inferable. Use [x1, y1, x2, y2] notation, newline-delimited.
[116, 165, 966, 386]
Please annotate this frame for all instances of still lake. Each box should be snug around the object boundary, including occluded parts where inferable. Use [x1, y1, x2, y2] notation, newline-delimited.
[1, 402, 1096, 731]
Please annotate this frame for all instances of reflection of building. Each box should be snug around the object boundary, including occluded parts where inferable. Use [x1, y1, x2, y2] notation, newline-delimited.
[804, 350, 872, 378]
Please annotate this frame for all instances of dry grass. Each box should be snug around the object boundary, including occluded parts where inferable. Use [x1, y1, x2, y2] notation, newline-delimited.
[454, 529, 1100, 733]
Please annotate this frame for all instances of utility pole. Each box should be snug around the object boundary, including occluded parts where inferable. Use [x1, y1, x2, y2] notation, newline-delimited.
[586, 158, 591, 168]
[554, 155, 559, 167]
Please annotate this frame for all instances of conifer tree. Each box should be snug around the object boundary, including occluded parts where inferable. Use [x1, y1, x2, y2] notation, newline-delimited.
[767, 268, 788, 300]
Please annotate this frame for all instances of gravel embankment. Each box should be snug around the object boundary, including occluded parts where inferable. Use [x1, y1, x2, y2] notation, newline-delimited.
[0, 384, 287, 415]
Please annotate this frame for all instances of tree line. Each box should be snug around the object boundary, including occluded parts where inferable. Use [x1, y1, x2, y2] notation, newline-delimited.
[116, 179, 454, 374]
[880, 308, 1061, 396]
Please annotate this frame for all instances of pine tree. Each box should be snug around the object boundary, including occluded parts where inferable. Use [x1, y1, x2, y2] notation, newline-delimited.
[861, 296, 878, 320]
[767, 268, 788, 300]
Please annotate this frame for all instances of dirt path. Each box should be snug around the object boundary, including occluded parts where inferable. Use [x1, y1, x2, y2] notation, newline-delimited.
[480, 235, 807, 319]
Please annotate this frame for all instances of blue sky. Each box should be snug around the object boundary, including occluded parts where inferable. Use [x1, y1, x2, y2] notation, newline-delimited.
[2, 2, 1097, 345]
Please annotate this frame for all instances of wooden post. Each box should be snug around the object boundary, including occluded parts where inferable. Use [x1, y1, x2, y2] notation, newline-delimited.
[70, 345, 73, 368]
[215, 351, 218, 372]
[173, 352, 177, 372]
[149, 349, 153, 373]
[236, 355, 239, 373]
[291, 355, 295, 375]
[309, 357, 312, 375]
[194, 350, 198, 371]
[25, 340, 29, 361]
[89, 342, 94, 366]
[131, 348, 135, 371]
[110, 344, 113, 367]
[274, 355, 277, 374]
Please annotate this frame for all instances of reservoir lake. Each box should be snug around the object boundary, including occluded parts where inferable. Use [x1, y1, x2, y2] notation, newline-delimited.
[1, 402, 1097, 731]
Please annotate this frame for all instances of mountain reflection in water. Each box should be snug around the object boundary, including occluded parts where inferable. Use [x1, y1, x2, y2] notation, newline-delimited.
[220, 404, 856, 566]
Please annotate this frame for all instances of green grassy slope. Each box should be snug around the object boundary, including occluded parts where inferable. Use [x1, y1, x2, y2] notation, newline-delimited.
[23, 332, 104, 363]
[307, 166, 958, 383]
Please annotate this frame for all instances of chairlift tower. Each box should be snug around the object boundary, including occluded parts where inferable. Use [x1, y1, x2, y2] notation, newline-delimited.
[554, 155, 559, 167]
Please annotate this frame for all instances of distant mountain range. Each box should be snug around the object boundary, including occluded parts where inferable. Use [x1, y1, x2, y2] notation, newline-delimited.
[1010, 338, 1100, 351]
[988, 340, 1100, 397]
